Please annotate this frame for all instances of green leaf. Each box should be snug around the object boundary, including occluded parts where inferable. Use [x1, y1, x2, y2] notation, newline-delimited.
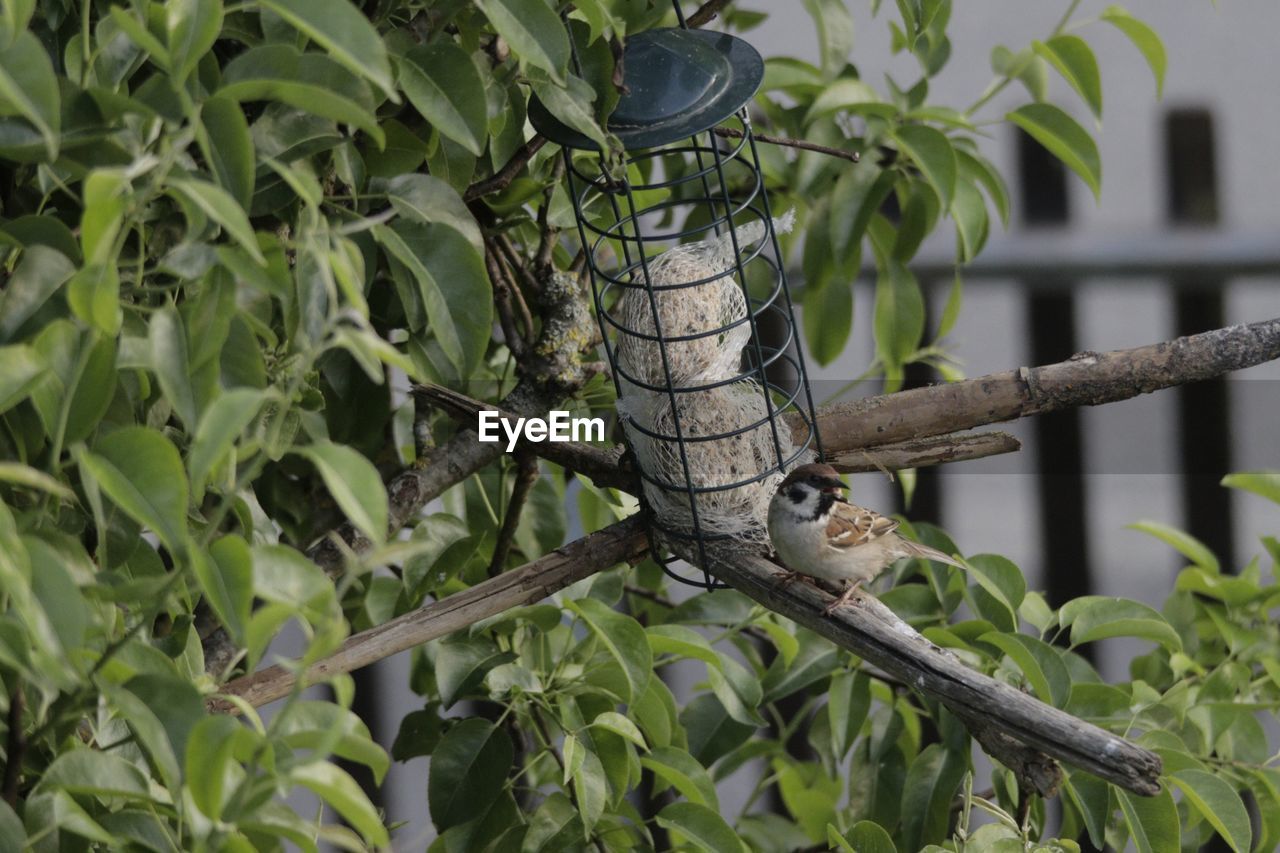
[0, 462, 72, 500]
[950, 177, 989, 262]
[167, 0, 222, 84]
[1033, 35, 1102, 119]
[0, 0, 34, 49]
[293, 441, 389, 546]
[806, 78, 884, 123]
[641, 746, 719, 809]
[1169, 769, 1252, 853]
[382, 174, 482, 251]
[843, 820, 898, 853]
[79, 427, 189, 555]
[291, 761, 390, 847]
[646, 624, 724, 673]
[1117, 787, 1180, 853]
[803, 280, 853, 366]
[98, 680, 182, 791]
[1061, 595, 1182, 652]
[980, 631, 1071, 707]
[828, 670, 871, 759]
[168, 178, 266, 265]
[148, 306, 197, 428]
[523, 792, 583, 852]
[435, 635, 513, 708]
[528, 69, 609, 151]
[221, 45, 384, 148]
[397, 43, 488, 156]
[1128, 520, 1220, 573]
[873, 260, 925, 370]
[188, 388, 267, 497]
[964, 553, 1025, 623]
[1006, 103, 1101, 200]
[80, 170, 128, 265]
[1101, 6, 1166, 98]
[656, 802, 745, 853]
[0, 344, 45, 414]
[1221, 471, 1280, 506]
[200, 96, 255, 209]
[428, 718, 514, 832]
[590, 711, 647, 749]
[567, 598, 651, 704]
[800, 0, 855, 75]
[0, 245, 75, 343]
[955, 148, 1010, 228]
[194, 535, 253, 645]
[900, 744, 967, 851]
[0, 800, 23, 852]
[892, 125, 956, 206]
[0, 31, 59, 160]
[38, 749, 151, 800]
[66, 265, 121, 337]
[258, 0, 395, 98]
[474, 0, 570, 84]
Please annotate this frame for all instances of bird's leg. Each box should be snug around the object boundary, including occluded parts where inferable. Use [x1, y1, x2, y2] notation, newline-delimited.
[823, 579, 865, 615]
[772, 568, 804, 587]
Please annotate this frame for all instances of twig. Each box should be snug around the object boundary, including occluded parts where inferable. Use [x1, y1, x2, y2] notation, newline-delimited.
[491, 238, 537, 340]
[489, 453, 539, 577]
[828, 431, 1020, 473]
[3, 682, 24, 806]
[495, 232, 545, 299]
[701, 544, 1162, 797]
[486, 238, 531, 360]
[535, 157, 565, 278]
[210, 516, 649, 711]
[686, 0, 732, 28]
[464, 135, 548, 202]
[714, 127, 860, 164]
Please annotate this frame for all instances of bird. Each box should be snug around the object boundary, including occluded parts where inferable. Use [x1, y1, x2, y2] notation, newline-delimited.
[766, 462, 964, 614]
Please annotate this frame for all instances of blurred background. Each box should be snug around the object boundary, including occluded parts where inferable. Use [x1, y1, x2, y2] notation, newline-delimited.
[299, 2, 1280, 846]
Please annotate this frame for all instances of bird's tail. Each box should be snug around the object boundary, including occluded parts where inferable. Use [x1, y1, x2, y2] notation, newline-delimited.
[900, 539, 965, 569]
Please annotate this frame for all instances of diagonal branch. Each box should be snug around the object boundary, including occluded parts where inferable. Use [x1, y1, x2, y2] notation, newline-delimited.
[210, 515, 649, 712]
[701, 545, 1162, 797]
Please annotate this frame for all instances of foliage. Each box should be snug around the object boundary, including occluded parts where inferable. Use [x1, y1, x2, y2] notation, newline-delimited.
[0, 0, 1267, 850]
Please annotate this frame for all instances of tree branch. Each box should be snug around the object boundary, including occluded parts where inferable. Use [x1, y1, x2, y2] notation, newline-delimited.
[804, 316, 1280, 454]
[464, 135, 548, 201]
[713, 127, 860, 164]
[210, 516, 649, 712]
[701, 545, 1162, 797]
[686, 0, 732, 28]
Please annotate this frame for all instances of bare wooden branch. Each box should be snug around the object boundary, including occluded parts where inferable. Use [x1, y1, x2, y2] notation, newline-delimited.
[487, 238, 531, 361]
[701, 545, 1163, 796]
[804, 317, 1280, 454]
[828, 431, 1020, 473]
[464, 135, 548, 202]
[714, 127, 860, 164]
[686, 0, 732, 28]
[210, 516, 649, 712]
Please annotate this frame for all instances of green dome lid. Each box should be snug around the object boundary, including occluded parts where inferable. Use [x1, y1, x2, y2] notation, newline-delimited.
[529, 28, 764, 151]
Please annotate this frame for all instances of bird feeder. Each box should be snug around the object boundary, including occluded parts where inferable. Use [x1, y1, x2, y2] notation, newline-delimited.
[529, 5, 824, 588]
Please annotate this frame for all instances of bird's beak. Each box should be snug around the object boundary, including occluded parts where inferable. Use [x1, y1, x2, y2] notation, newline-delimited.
[821, 477, 847, 494]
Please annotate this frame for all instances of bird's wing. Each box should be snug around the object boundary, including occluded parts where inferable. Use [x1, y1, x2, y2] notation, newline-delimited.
[824, 501, 900, 550]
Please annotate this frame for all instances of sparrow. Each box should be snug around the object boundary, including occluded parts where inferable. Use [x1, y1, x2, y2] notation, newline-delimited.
[766, 462, 963, 614]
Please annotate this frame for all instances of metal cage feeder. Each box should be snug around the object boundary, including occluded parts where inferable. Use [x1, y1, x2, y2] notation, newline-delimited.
[530, 6, 824, 589]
